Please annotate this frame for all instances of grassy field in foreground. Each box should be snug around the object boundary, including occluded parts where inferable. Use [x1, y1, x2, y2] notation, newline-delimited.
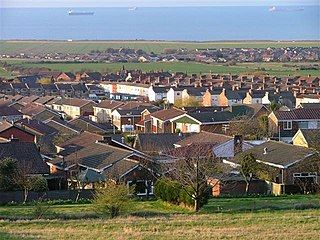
[1, 60, 319, 76]
[0, 210, 319, 239]
[0, 40, 319, 54]
[0, 195, 319, 239]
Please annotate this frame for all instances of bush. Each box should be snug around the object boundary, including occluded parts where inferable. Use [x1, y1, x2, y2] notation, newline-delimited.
[31, 176, 48, 192]
[154, 178, 194, 207]
[93, 181, 133, 218]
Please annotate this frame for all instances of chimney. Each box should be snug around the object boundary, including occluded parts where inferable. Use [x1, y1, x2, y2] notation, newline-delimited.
[234, 135, 243, 155]
[103, 136, 112, 144]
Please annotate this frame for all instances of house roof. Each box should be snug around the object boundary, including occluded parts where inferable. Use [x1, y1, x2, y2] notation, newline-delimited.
[186, 111, 237, 124]
[232, 140, 316, 168]
[273, 109, 320, 121]
[0, 140, 49, 174]
[152, 86, 171, 93]
[34, 96, 55, 105]
[175, 131, 232, 147]
[295, 129, 320, 148]
[20, 103, 45, 116]
[42, 84, 58, 91]
[96, 100, 124, 109]
[63, 99, 95, 107]
[72, 84, 88, 91]
[134, 133, 193, 153]
[52, 142, 133, 171]
[56, 84, 73, 90]
[298, 103, 320, 109]
[229, 104, 268, 118]
[0, 121, 14, 132]
[16, 118, 58, 135]
[164, 142, 216, 158]
[68, 116, 113, 132]
[19, 96, 40, 105]
[151, 108, 185, 121]
[103, 159, 140, 180]
[0, 106, 22, 117]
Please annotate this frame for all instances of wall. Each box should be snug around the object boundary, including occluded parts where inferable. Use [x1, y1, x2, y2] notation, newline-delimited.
[0, 190, 94, 204]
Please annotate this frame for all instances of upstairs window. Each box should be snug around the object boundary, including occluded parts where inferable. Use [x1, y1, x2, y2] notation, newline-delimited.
[283, 121, 292, 130]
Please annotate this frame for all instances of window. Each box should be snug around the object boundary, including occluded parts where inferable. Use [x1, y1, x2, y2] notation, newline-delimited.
[283, 121, 292, 130]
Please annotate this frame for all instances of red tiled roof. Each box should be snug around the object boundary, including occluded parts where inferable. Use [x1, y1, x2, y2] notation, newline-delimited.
[273, 109, 320, 120]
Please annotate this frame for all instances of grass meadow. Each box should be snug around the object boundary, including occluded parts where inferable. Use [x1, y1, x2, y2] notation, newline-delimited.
[0, 195, 319, 239]
[1, 40, 319, 54]
[1, 60, 319, 77]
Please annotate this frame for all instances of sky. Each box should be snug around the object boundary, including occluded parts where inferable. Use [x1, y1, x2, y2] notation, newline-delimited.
[1, 0, 318, 8]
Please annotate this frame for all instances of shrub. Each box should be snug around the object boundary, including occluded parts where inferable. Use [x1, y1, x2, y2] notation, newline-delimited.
[31, 176, 48, 192]
[93, 181, 133, 218]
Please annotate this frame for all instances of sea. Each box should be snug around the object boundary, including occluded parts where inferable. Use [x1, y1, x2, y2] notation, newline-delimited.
[0, 6, 319, 41]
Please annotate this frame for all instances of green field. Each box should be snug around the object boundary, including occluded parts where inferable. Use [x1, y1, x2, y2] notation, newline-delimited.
[1, 60, 319, 76]
[0, 40, 319, 54]
[0, 195, 319, 239]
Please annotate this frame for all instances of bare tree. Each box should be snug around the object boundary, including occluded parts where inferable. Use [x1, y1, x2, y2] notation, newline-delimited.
[161, 144, 223, 211]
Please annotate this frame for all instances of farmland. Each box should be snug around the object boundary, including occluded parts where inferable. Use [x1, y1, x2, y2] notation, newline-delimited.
[0, 195, 319, 240]
[1, 59, 320, 76]
[1, 40, 319, 55]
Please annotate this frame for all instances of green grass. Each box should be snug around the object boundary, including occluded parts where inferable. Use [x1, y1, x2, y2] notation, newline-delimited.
[1, 40, 319, 54]
[1, 60, 319, 76]
[0, 196, 320, 239]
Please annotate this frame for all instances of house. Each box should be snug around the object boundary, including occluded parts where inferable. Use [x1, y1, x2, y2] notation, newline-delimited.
[133, 133, 193, 154]
[68, 116, 114, 134]
[11, 83, 29, 96]
[56, 84, 74, 98]
[0, 106, 23, 122]
[243, 90, 266, 104]
[0, 139, 49, 175]
[20, 103, 61, 121]
[56, 72, 76, 82]
[150, 107, 185, 133]
[292, 129, 320, 149]
[55, 131, 104, 154]
[268, 109, 320, 142]
[42, 84, 59, 96]
[295, 94, 320, 108]
[111, 109, 142, 132]
[226, 141, 318, 195]
[181, 87, 207, 105]
[171, 111, 237, 134]
[26, 83, 43, 96]
[219, 88, 244, 106]
[0, 121, 35, 143]
[262, 91, 296, 109]
[80, 72, 102, 81]
[91, 100, 124, 123]
[49, 141, 154, 194]
[72, 83, 89, 98]
[228, 104, 270, 119]
[15, 118, 58, 153]
[202, 88, 223, 107]
[148, 86, 170, 102]
[166, 87, 184, 105]
[62, 99, 96, 119]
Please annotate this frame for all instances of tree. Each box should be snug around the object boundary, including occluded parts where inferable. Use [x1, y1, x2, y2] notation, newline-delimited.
[0, 157, 18, 191]
[12, 161, 48, 203]
[239, 153, 258, 195]
[93, 181, 133, 218]
[162, 145, 221, 211]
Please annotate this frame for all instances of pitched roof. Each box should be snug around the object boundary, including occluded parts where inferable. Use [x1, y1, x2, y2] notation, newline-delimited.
[273, 109, 320, 121]
[232, 140, 316, 168]
[298, 129, 320, 148]
[0, 140, 49, 174]
[52, 142, 133, 171]
[34, 96, 55, 105]
[16, 118, 58, 135]
[0, 106, 22, 117]
[186, 111, 237, 123]
[175, 131, 232, 147]
[164, 143, 216, 158]
[0, 121, 14, 132]
[298, 103, 320, 109]
[134, 133, 193, 153]
[151, 108, 185, 121]
[68, 116, 113, 133]
[63, 99, 95, 107]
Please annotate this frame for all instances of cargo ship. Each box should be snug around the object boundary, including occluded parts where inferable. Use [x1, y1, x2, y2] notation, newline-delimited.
[68, 10, 94, 15]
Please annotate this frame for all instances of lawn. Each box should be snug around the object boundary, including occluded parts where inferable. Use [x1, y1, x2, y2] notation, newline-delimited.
[0, 40, 319, 54]
[1, 60, 319, 76]
[0, 195, 319, 239]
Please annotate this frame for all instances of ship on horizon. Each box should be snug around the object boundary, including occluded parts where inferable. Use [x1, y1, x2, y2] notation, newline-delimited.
[128, 7, 137, 11]
[269, 6, 304, 12]
[68, 10, 94, 15]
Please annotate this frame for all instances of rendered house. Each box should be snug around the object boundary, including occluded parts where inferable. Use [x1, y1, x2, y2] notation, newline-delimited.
[268, 108, 320, 142]
[62, 99, 96, 119]
[292, 129, 320, 149]
[295, 94, 320, 108]
[148, 85, 170, 102]
[166, 87, 184, 105]
[91, 100, 124, 123]
[202, 88, 223, 106]
[243, 90, 266, 104]
[170, 111, 237, 134]
[219, 88, 244, 106]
